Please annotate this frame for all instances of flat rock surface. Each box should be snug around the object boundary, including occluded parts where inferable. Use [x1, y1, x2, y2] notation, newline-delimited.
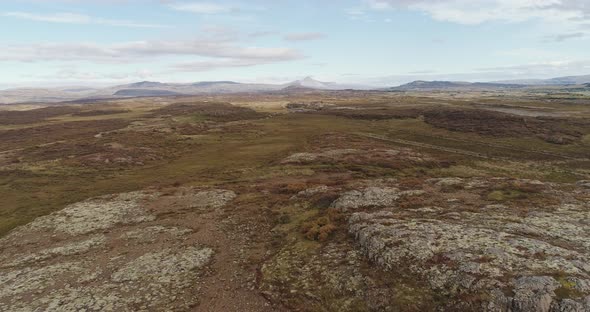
[0, 188, 280, 312]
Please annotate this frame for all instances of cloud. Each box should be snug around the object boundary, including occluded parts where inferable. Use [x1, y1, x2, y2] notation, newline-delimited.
[248, 31, 277, 38]
[169, 59, 277, 72]
[0, 37, 303, 63]
[363, 0, 590, 25]
[2, 11, 168, 28]
[544, 32, 586, 42]
[169, 2, 235, 14]
[0, 33, 305, 74]
[478, 60, 590, 76]
[33, 67, 155, 81]
[283, 32, 326, 41]
[346, 8, 373, 21]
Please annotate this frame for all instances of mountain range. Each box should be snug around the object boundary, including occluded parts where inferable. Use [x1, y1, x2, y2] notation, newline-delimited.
[387, 75, 590, 92]
[493, 75, 590, 86]
[1, 75, 590, 104]
[0, 77, 359, 104]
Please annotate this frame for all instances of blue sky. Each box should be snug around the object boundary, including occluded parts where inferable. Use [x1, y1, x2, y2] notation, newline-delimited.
[1, 0, 590, 88]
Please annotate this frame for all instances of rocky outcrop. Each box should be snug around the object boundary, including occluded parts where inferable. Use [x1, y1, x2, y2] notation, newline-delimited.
[0, 189, 237, 311]
[331, 187, 401, 211]
[4, 191, 158, 239]
[347, 179, 590, 311]
[281, 148, 437, 167]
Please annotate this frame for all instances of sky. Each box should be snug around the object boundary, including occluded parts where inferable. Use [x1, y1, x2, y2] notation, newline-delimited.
[1, 0, 590, 88]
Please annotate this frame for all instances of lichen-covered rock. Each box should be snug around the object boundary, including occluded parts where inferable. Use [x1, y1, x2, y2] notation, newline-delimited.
[348, 179, 590, 311]
[281, 148, 436, 167]
[295, 185, 329, 198]
[6, 191, 157, 237]
[2, 246, 213, 312]
[3, 235, 106, 268]
[120, 226, 192, 244]
[175, 187, 237, 210]
[282, 152, 319, 164]
[331, 187, 401, 211]
[183, 189, 237, 209]
[0, 190, 220, 311]
[112, 246, 213, 283]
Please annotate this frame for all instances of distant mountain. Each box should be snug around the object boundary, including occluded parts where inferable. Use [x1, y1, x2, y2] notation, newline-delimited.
[0, 76, 382, 104]
[390, 80, 524, 91]
[285, 76, 372, 90]
[105, 80, 284, 95]
[122, 81, 169, 89]
[0, 88, 98, 104]
[280, 84, 320, 92]
[494, 74, 590, 86]
[287, 77, 333, 89]
[59, 87, 98, 93]
[3, 74, 590, 104]
[191, 81, 239, 87]
[113, 89, 184, 97]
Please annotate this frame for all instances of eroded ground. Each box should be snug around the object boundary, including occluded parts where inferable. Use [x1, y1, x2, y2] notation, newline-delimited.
[1, 91, 590, 311]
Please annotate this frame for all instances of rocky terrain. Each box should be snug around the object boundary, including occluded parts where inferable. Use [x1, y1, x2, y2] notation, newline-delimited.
[1, 92, 589, 310]
[260, 148, 590, 311]
[0, 188, 277, 311]
[346, 178, 590, 311]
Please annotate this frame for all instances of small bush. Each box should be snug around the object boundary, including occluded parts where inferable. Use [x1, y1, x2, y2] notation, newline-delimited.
[311, 192, 340, 209]
[554, 275, 584, 299]
[398, 177, 424, 190]
[398, 196, 427, 209]
[486, 189, 527, 202]
[277, 214, 291, 224]
[300, 208, 343, 241]
[270, 182, 308, 194]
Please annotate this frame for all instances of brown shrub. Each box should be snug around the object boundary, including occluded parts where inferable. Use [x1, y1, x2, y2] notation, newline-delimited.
[0, 106, 81, 125]
[150, 102, 267, 122]
[72, 109, 129, 117]
[311, 191, 340, 209]
[301, 208, 343, 241]
[398, 196, 428, 209]
[398, 177, 425, 190]
[423, 108, 586, 144]
[271, 182, 308, 194]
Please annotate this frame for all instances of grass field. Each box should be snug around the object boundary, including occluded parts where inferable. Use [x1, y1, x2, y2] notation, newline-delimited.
[0, 92, 588, 236]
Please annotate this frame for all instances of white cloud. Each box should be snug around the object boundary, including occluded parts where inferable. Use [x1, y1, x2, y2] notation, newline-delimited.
[0, 38, 303, 64]
[35, 67, 155, 81]
[0, 32, 305, 74]
[248, 31, 277, 38]
[169, 2, 235, 14]
[363, 0, 590, 25]
[283, 32, 326, 41]
[345, 8, 373, 21]
[170, 59, 277, 72]
[2, 11, 168, 28]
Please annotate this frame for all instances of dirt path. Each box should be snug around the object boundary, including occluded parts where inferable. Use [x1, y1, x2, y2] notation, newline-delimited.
[148, 190, 285, 312]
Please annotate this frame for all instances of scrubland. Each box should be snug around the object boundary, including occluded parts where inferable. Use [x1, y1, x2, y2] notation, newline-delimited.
[1, 91, 590, 311]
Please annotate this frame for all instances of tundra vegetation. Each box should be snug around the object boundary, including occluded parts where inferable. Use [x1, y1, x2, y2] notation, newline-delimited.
[1, 90, 590, 311]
